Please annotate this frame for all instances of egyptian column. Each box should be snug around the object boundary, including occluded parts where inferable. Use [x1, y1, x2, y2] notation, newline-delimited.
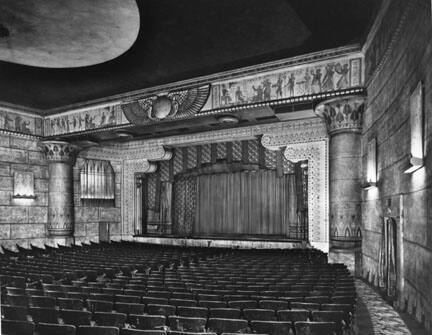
[39, 141, 78, 243]
[315, 95, 365, 273]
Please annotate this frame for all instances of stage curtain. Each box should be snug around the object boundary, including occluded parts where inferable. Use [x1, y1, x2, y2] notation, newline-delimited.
[195, 170, 297, 236]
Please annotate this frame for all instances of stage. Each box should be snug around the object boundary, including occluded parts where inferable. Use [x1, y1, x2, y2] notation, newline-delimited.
[132, 234, 306, 249]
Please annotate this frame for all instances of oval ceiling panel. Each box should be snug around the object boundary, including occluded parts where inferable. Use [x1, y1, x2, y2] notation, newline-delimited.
[0, 0, 140, 68]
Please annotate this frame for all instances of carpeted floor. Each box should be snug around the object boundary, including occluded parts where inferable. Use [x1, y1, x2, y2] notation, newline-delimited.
[355, 280, 428, 335]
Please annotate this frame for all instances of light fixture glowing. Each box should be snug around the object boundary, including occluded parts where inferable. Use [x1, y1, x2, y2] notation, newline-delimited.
[13, 172, 36, 200]
[403, 155, 424, 174]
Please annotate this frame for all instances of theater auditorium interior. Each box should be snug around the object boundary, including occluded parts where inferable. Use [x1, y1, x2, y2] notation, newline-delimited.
[0, 0, 431, 334]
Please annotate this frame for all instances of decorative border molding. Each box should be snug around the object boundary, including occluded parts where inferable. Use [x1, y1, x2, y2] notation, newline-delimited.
[78, 119, 329, 247]
[261, 124, 329, 252]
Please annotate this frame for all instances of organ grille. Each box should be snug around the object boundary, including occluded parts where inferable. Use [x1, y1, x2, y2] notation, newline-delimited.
[80, 159, 115, 199]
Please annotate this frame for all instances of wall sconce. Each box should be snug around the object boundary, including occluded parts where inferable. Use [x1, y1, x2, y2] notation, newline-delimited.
[362, 137, 377, 189]
[13, 172, 36, 199]
[402, 154, 423, 174]
[404, 81, 424, 174]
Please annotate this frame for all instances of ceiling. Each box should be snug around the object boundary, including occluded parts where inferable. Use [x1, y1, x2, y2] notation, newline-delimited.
[0, 0, 380, 114]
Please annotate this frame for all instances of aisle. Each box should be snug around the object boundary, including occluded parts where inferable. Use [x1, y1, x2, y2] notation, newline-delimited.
[355, 280, 414, 335]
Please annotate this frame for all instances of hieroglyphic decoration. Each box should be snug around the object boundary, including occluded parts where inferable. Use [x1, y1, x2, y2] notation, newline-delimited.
[261, 120, 329, 252]
[45, 105, 127, 136]
[0, 108, 43, 135]
[211, 55, 362, 109]
[121, 85, 210, 125]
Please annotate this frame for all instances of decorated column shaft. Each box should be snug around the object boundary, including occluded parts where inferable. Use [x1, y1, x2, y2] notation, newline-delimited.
[315, 95, 365, 253]
[40, 141, 78, 237]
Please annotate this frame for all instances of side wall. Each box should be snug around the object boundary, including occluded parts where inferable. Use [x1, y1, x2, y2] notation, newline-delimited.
[362, 0, 432, 331]
[0, 131, 122, 248]
[0, 132, 49, 249]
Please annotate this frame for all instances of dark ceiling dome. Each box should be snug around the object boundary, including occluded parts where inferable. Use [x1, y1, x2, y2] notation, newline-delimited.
[0, 0, 140, 68]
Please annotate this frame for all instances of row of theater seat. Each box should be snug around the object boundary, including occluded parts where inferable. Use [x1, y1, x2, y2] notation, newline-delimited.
[1, 242, 355, 335]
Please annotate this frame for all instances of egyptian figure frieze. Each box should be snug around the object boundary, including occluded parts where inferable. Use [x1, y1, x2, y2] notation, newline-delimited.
[0, 109, 43, 135]
[45, 105, 128, 136]
[210, 56, 362, 109]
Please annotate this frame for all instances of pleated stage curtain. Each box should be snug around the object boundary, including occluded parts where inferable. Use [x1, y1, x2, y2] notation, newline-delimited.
[194, 170, 297, 236]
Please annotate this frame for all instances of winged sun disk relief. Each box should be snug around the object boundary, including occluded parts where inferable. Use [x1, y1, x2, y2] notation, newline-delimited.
[121, 84, 210, 125]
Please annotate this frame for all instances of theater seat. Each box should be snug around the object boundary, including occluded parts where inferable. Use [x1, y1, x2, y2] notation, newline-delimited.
[294, 321, 336, 335]
[198, 300, 227, 308]
[7, 294, 29, 307]
[290, 302, 320, 311]
[93, 311, 127, 328]
[177, 306, 208, 318]
[243, 308, 277, 321]
[250, 320, 293, 335]
[168, 315, 207, 332]
[57, 298, 84, 310]
[60, 309, 92, 326]
[120, 330, 167, 335]
[1, 304, 28, 321]
[209, 308, 241, 319]
[129, 314, 166, 330]
[207, 318, 249, 334]
[227, 300, 257, 309]
[311, 311, 344, 335]
[87, 299, 114, 312]
[258, 300, 289, 311]
[115, 302, 146, 317]
[147, 304, 176, 316]
[77, 325, 120, 335]
[36, 322, 76, 335]
[1, 319, 35, 335]
[29, 306, 59, 324]
[277, 309, 310, 322]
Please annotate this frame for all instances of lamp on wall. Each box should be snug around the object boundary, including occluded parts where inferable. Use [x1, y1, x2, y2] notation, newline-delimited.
[13, 172, 36, 199]
[403, 81, 424, 174]
[362, 137, 377, 189]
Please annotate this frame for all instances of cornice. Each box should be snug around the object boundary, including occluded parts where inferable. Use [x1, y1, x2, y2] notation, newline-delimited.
[0, 45, 362, 117]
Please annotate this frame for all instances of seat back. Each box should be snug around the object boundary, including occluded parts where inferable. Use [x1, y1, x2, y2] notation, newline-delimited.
[177, 306, 208, 318]
[1, 319, 35, 335]
[277, 309, 310, 322]
[77, 325, 120, 335]
[294, 321, 336, 335]
[129, 314, 166, 330]
[209, 308, 241, 319]
[243, 309, 277, 321]
[147, 303, 176, 316]
[1, 304, 28, 321]
[250, 320, 293, 335]
[87, 299, 114, 312]
[29, 306, 59, 323]
[30, 295, 57, 308]
[7, 294, 29, 307]
[207, 318, 249, 334]
[93, 311, 127, 328]
[36, 322, 76, 335]
[60, 309, 92, 326]
[227, 300, 257, 309]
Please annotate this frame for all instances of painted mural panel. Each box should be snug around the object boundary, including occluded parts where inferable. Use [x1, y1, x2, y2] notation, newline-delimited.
[0, 109, 43, 135]
[210, 56, 362, 109]
[45, 105, 128, 136]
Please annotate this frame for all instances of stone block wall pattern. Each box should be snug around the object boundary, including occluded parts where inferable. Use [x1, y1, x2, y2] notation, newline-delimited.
[361, 0, 432, 331]
[0, 133, 49, 249]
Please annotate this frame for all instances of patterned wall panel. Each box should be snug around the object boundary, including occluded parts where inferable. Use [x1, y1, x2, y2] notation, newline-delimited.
[201, 144, 211, 164]
[248, 140, 259, 164]
[187, 146, 197, 170]
[232, 141, 242, 161]
[173, 149, 183, 175]
[217, 142, 227, 160]
[265, 148, 277, 169]
[147, 173, 157, 210]
[160, 160, 170, 182]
